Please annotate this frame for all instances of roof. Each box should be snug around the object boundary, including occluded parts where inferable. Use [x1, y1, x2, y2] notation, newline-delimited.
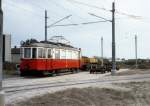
[11, 48, 20, 54]
[22, 41, 79, 51]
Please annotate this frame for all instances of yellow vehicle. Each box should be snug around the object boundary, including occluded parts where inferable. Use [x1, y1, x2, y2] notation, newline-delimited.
[89, 58, 98, 63]
[81, 57, 98, 64]
[81, 56, 120, 73]
[81, 56, 99, 71]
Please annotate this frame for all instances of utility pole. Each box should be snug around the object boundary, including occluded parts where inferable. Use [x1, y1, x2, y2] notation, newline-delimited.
[101, 37, 104, 66]
[0, 0, 5, 105]
[135, 35, 138, 69]
[88, 2, 116, 75]
[45, 10, 48, 42]
[44, 10, 72, 42]
[111, 2, 116, 75]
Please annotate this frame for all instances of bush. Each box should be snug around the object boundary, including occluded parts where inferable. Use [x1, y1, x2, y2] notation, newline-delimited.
[3, 62, 17, 70]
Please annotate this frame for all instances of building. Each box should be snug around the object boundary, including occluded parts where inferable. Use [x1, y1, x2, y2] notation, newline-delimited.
[3, 34, 11, 62]
[11, 47, 21, 63]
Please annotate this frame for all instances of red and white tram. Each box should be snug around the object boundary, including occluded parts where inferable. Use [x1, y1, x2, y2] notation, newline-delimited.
[20, 41, 81, 76]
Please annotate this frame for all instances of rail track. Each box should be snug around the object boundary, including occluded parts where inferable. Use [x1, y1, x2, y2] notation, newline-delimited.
[4, 74, 150, 94]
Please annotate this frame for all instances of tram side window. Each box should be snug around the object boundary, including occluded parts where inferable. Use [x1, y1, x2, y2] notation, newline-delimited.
[38, 48, 43, 58]
[24, 48, 31, 58]
[68, 51, 72, 59]
[72, 51, 77, 59]
[42, 48, 46, 58]
[61, 50, 66, 59]
[32, 48, 37, 58]
[48, 49, 52, 58]
[55, 50, 60, 59]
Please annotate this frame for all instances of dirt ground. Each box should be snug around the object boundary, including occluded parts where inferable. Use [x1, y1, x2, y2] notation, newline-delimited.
[7, 81, 150, 106]
[3, 70, 19, 79]
[115, 69, 150, 76]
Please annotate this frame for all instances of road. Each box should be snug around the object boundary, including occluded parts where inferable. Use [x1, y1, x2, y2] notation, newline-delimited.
[3, 69, 150, 104]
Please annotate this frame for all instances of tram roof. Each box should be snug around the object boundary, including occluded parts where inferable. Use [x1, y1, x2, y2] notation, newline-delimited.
[21, 41, 79, 51]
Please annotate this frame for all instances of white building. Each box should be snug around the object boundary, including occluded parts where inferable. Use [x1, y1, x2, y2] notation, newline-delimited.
[3, 34, 11, 62]
[11, 47, 21, 63]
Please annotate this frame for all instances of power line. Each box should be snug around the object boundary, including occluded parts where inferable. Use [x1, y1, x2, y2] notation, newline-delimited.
[45, 11, 75, 41]
[45, 0, 89, 24]
[4, 0, 67, 22]
[4, 0, 72, 23]
[81, 20, 108, 25]
[88, 13, 140, 22]
[27, 0, 64, 21]
[21, 0, 44, 11]
[66, 0, 111, 12]
[23, 0, 62, 21]
[52, 20, 109, 27]
[4, 1, 109, 28]
[47, 15, 72, 28]
[53, 24, 78, 27]
[3, 1, 44, 18]
[67, 0, 142, 20]
[45, 0, 76, 23]
[116, 10, 142, 20]
[88, 13, 111, 22]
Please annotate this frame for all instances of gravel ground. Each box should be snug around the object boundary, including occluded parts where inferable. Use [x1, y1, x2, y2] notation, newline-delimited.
[3, 69, 150, 106]
[7, 81, 150, 106]
[114, 69, 150, 76]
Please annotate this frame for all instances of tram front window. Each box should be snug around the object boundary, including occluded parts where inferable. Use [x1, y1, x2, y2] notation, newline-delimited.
[24, 48, 31, 58]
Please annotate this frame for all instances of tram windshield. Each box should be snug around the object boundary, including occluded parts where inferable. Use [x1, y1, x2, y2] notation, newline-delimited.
[23, 48, 37, 59]
[24, 48, 31, 58]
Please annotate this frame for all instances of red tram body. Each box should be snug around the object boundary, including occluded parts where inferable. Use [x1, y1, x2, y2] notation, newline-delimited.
[20, 41, 81, 75]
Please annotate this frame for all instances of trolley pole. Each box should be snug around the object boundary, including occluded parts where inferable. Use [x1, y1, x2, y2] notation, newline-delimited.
[101, 37, 104, 66]
[111, 2, 116, 75]
[45, 10, 48, 42]
[135, 35, 138, 69]
[0, 0, 5, 105]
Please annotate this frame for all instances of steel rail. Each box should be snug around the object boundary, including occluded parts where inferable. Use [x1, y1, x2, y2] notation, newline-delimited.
[5, 75, 150, 94]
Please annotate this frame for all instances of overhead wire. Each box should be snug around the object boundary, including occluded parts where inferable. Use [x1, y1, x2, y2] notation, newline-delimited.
[28, 0, 70, 20]
[52, 20, 109, 27]
[52, 24, 78, 27]
[4, 0, 75, 25]
[4, 0, 113, 27]
[5, 0, 144, 28]
[26, 0, 85, 28]
[3, 0, 44, 19]
[4, 0, 82, 29]
[66, 0, 111, 12]
[44, 0, 120, 27]
[47, 15, 72, 28]
[88, 13, 111, 22]
[46, 0, 87, 22]
[82, 20, 108, 25]
[115, 10, 143, 20]
[22, 0, 60, 22]
[4, 0, 74, 22]
[64, 0, 113, 25]
[67, 0, 143, 20]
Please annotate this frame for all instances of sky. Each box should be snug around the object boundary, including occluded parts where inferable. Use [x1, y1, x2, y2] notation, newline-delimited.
[2, 0, 150, 59]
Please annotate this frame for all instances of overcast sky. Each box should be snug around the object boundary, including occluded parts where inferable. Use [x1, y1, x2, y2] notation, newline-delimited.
[2, 0, 150, 59]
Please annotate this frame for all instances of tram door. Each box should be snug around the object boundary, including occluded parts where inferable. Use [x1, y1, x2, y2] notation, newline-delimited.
[47, 49, 52, 71]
